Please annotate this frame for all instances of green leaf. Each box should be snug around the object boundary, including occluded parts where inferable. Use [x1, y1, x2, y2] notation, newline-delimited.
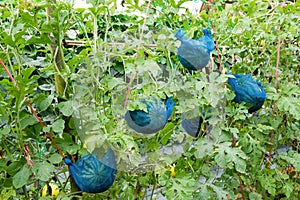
[196, 185, 210, 199]
[158, 172, 170, 186]
[1, 32, 15, 47]
[43, 126, 51, 132]
[1, 127, 10, 136]
[158, 34, 166, 40]
[256, 124, 274, 133]
[20, 115, 38, 129]
[58, 100, 73, 116]
[159, 123, 174, 145]
[259, 174, 276, 196]
[39, 94, 54, 111]
[230, 127, 239, 134]
[6, 159, 26, 176]
[209, 184, 230, 200]
[249, 192, 262, 200]
[194, 138, 214, 159]
[33, 161, 55, 182]
[137, 60, 162, 78]
[52, 119, 65, 133]
[215, 149, 227, 167]
[281, 151, 300, 171]
[21, 67, 35, 80]
[165, 177, 197, 199]
[215, 143, 247, 173]
[107, 77, 124, 90]
[20, 11, 35, 26]
[48, 153, 63, 164]
[0, 187, 16, 199]
[148, 137, 159, 151]
[26, 34, 55, 45]
[0, 158, 8, 169]
[13, 165, 31, 188]
[277, 96, 300, 120]
[195, 81, 206, 91]
[282, 182, 294, 198]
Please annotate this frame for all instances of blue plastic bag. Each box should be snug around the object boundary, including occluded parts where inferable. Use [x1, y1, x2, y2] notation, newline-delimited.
[124, 97, 175, 134]
[175, 28, 215, 71]
[64, 149, 117, 193]
[181, 108, 211, 137]
[228, 74, 266, 113]
[182, 116, 203, 137]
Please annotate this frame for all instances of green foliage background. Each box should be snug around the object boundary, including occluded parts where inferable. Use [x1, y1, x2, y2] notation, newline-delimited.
[0, 0, 299, 199]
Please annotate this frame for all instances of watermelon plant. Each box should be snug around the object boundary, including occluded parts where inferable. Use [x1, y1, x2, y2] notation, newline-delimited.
[0, 0, 299, 199]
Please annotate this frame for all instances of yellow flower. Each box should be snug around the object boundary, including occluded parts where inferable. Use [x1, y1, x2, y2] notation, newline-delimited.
[42, 183, 59, 197]
[169, 164, 176, 177]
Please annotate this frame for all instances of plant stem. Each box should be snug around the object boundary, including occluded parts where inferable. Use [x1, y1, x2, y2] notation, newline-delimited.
[268, 130, 274, 169]
[2, 137, 13, 161]
[212, 21, 222, 73]
[231, 125, 244, 199]
[123, 0, 152, 109]
[0, 59, 65, 158]
[268, 38, 280, 168]
[237, 172, 245, 200]
[46, 1, 67, 96]
[150, 180, 156, 200]
[93, 14, 98, 53]
[134, 174, 141, 200]
[205, 1, 222, 73]
[275, 38, 280, 92]
[104, 7, 110, 64]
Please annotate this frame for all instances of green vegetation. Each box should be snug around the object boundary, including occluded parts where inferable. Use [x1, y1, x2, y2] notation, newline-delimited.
[0, 0, 299, 199]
